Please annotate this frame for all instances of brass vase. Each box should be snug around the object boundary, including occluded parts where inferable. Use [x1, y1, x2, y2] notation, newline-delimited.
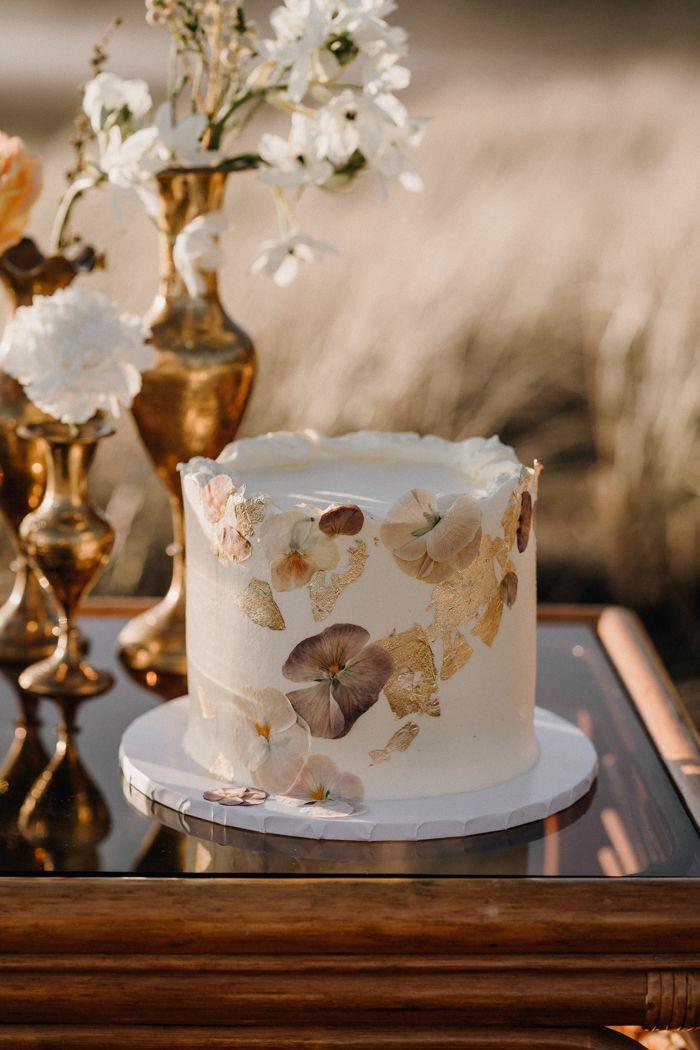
[18, 416, 115, 698]
[118, 169, 256, 676]
[0, 238, 99, 663]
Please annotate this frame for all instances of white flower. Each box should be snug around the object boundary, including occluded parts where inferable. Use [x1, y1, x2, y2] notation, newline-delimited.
[259, 113, 334, 189]
[373, 118, 424, 192]
[151, 104, 220, 170]
[362, 50, 410, 99]
[83, 72, 152, 133]
[260, 505, 340, 589]
[286, 753, 364, 814]
[380, 488, 482, 583]
[173, 210, 228, 297]
[316, 90, 386, 165]
[251, 232, 335, 287]
[98, 125, 161, 216]
[265, 0, 339, 102]
[0, 288, 156, 425]
[229, 687, 310, 794]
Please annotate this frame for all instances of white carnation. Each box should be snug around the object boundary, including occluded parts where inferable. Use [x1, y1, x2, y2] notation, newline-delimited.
[0, 288, 156, 425]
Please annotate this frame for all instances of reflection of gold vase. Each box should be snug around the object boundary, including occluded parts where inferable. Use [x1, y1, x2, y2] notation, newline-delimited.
[18, 416, 115, 698]
[0, 238, 100, 663]
[119, 170, 256, 676]
[0, 681, 50, 871]
[18, 697, 111, 871]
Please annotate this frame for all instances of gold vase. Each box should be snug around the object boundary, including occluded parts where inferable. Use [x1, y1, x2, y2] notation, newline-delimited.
[118, 169, 256, 676]
[0, 238, 100, 663]
[18, 416, 115, 698]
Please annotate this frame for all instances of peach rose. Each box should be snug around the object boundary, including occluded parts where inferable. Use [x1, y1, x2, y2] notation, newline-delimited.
[0, 133, 43, 256]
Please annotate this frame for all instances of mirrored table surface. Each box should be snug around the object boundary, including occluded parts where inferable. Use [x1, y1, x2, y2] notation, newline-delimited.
[0, 602, 698, 877]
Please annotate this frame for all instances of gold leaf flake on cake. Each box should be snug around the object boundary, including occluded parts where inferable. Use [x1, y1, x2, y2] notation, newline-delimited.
[438, 630, 473, 681]
[377, 625, 440, 719]
[471, 590, 503, 647]
[308, 539, 369, 622]
[235, 579, 286, 631]
[501, 492, 521, 555]
[234, 495, 267, 537]
[369, 720, 420, 764]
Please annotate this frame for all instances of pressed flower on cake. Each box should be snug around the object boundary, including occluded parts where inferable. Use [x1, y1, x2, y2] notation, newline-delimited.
[200, 473, 236, 524]
[282, 622, 394, 739]
[286, 754, 364, 815]
[228, 687, 310, 794]
[211, 525, 252, 565]
[380, 488, 482, 584]
[261, 507, 340, 591]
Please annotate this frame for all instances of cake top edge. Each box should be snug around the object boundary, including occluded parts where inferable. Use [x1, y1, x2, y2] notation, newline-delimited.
[181, 429, 529, 482]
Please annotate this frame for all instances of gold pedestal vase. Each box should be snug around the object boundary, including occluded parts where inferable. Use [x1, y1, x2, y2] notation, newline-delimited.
[18, 417, 115, 698]
[118, 169, 256, 676]
[0, 238, 99, 663]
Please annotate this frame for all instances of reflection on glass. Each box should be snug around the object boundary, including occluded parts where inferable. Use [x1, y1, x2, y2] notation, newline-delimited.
[118, 654, 187, 703]
[0, 670, 50, 871]
[18, 696, 111, 872]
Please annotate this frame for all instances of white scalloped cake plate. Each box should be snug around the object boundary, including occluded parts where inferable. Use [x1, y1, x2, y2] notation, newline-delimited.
[119, 699, 597, 842]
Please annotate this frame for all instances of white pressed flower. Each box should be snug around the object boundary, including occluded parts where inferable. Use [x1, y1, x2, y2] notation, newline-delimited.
[0, 287, 156, 425]
[251, 232, 335, 287]
[258, 113, 334, 189]
[229, 687, 310, 794]
[173, 210, 228, 297]
[83, 72, 153, 133]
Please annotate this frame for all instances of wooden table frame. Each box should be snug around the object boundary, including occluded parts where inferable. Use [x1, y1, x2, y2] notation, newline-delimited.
[0, 602, 698, 1049]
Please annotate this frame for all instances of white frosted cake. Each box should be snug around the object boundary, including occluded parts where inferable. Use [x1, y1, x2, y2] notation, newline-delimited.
[180, 431, 540, 811]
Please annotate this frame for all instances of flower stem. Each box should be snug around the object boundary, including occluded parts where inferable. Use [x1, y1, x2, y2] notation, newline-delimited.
[50, 174, 103, 253]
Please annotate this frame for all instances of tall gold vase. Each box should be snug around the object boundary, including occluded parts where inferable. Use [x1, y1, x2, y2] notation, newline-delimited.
[118, 170, 256, 675]
[0, 238, 99, 663]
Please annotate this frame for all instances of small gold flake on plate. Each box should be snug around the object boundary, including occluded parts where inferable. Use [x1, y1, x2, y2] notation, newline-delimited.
[235, 578, 286, 631]
[308, 539, 369, 622]
[369, 720, 420, 764]
[377, 625, 440, 719]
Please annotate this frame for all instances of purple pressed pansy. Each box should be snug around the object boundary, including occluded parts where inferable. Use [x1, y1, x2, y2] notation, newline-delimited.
[282, 622, 394, 739]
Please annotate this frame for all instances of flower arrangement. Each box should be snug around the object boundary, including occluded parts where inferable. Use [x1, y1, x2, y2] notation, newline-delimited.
[57, 0, 424, 286]
[0, 287, 155, 424]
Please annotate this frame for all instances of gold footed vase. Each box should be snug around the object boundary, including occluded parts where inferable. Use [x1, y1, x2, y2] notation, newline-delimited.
[0, 238, 99, 663]
[18, 417, 115, 698]
[18, 696, 111, 871]
[118, 169, 256, 676]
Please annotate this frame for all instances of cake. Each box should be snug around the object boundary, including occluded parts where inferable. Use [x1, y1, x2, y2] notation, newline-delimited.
[180, 431, 540, 810]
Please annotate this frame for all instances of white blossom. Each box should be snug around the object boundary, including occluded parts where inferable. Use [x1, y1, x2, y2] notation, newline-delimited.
[0, 288, 156, 424]
[264, 0, 339, 102]
[150, 103, 220, 169]
[173, 210, 228, 297]
[251, 232, 335, 286]
[83, 72, 153, 133]
[315, 90, 386, 165]
[259, 113, 334, 189]
[372, 117, 425, 192]
[98, 124, 161, 216]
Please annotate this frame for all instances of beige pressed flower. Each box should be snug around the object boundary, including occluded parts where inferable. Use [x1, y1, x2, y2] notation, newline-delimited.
[380, 488, 482, 584]
[260, 507, 339, 591]
[229, 687, 310, 794]
[201, 473, 236, 523]
[211, 525, 252, 565]
[0, 133, 42, 255]
[203, 786, 268, 806]
[286, 754, 364, 814]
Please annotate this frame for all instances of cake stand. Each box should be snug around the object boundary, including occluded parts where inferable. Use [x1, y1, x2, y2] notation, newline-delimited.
[120, 699, 597, 842]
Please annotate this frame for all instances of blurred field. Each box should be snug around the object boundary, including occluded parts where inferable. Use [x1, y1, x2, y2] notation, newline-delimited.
[1, 0, 700, 706]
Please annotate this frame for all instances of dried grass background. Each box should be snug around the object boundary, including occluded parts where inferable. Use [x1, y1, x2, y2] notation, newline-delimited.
[1, 0, 700, 704]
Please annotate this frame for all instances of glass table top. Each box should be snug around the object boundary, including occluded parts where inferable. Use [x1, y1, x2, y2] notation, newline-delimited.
[0, 612, 697, 876]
